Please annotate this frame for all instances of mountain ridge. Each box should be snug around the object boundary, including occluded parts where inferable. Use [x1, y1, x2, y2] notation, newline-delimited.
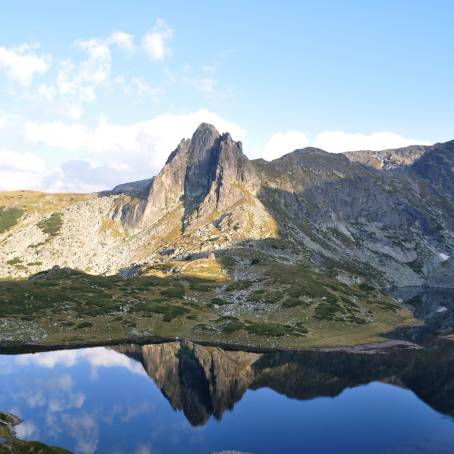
[1, 123, 453, 291]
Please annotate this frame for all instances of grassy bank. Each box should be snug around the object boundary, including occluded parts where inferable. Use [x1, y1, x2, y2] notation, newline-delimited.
[0, 261, 416, 350]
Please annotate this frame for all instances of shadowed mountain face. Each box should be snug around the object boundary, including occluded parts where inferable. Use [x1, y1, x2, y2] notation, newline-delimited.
[410, 140, 454, 204]
[118, 337, 454, 426]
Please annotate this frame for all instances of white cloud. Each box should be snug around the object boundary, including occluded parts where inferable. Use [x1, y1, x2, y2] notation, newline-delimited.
[312, 130, 431, 153]
[142, 18, 173, 61]
[248, 130, 309, 161]
[25, 121, 90, 150]
[193, 77, 216, 96]
[106, 31, 135, 52]
[0, 149, 48, 191]
[0, 149, 47, 172]
[251, 130, 430, 161]
[23, 109, 246, 191]
[0, 111, 10, 129]
[28, 30, 148, 115]
[76, 40, 111, 86]
[16, 347, 146, 376]
[0, 43, 51, 85]
[108, 75, 159, 98]
[15, 421, 38, 439]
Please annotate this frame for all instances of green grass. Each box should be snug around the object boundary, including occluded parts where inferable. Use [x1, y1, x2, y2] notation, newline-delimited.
[358, 283, 375, 292]
[282, 297, 303, 308]
[160, 286, 185, 298]
[314, 301, 344, 321]
[210, 297, 230, 306]
[244, 321, 290, 337]
[0, 206, 24, 233]
[6, 257, 22, 266]
[0, 411, 72, 453]
[37, 212, 63, 236]
[0, 257, 416, 350]
[226, 280, 253, 291]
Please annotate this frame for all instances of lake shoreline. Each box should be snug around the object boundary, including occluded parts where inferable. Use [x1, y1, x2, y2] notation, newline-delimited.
[0, 334, 421, 355]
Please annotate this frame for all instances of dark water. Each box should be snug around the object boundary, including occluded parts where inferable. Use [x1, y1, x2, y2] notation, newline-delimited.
[2, 337, 454, 454]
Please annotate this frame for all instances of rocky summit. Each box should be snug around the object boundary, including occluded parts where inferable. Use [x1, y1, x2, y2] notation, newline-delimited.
[0, 123, 453, 348]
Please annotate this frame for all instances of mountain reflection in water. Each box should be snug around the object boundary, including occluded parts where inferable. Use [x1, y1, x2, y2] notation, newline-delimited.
[120, 339, 454, 425]
[2, 337, 454, 453]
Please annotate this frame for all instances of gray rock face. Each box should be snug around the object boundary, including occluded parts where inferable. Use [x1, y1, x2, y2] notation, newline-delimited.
[128, 123, 260, 231]
[110, 178, 153, 198]
[345, 145, 428, 170]
[410, 140, 454, 204]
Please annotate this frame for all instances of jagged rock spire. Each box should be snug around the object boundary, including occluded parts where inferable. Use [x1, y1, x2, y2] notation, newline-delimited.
[135, 123, 257, 230]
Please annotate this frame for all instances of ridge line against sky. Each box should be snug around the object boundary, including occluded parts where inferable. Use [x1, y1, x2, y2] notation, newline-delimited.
[0, 1, 452, 192]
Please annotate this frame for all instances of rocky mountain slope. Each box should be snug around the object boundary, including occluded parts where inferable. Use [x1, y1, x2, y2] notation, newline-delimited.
[2, 123, 453, 347]
[1, 124, 453, 289]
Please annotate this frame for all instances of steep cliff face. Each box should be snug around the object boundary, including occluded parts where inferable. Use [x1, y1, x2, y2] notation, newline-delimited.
[410, 140, 454, 204]
[125, 123, 260, 232]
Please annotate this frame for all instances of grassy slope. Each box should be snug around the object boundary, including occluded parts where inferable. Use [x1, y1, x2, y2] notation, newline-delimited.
[0, 255, 415, 350]
[0, 412, 72, 453]
[0, 191, 92, 214]
[0, 190, 417, 349]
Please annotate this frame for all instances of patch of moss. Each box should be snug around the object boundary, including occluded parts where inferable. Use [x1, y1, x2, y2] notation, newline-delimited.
[187, 278, 212, 292]
[245, 321, 289, 337]
[220, 316, 245, 333]
[314, 302, 342, 321]
[358, 283, 375, 292]
[210, 297, 230, 306]
[160, 286, 185, 299]
[38, 212, 63, 237]
[6, 257, 22, 266]
[282, 297, 302, 308]
[287, 287, 303, 298]
[219, 255, 236, 269]
[76, 321, 93, 329]
[226, 280, 253, 291]
[0, 206, 24, 233]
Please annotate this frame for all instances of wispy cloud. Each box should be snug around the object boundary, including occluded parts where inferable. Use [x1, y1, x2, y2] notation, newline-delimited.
[0, 43, 51, 85]
[142, 18, 173, 61]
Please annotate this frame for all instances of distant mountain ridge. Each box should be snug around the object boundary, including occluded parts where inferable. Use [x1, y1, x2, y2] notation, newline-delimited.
[345, 144, 428, 170]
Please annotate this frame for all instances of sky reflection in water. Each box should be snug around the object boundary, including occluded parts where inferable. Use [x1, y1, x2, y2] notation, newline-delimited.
[1, 343, 454, 454]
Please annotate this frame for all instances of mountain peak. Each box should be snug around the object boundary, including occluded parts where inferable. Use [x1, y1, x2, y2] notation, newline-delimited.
[191, 122, 220, 142]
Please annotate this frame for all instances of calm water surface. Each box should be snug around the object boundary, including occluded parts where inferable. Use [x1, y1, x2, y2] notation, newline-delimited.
[1, 338, 454, 454]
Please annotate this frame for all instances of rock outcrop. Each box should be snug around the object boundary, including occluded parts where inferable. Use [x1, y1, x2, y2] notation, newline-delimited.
[345, 144, 427, 170]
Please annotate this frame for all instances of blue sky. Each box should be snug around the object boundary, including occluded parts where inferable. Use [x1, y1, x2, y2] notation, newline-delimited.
[0, 1, 453, 191]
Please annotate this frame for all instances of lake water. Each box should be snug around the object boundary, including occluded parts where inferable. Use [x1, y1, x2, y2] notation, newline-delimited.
[1, 338, 454, 454]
